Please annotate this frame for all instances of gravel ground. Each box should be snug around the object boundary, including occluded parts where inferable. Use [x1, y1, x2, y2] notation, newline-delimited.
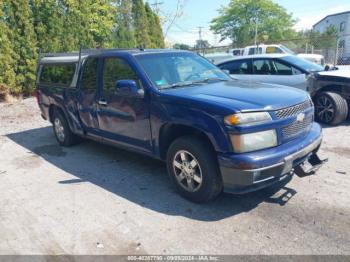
[0, 98, 349, 255]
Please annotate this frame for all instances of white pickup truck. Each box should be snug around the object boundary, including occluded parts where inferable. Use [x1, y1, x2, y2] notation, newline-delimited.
[230, 44, 325, 66]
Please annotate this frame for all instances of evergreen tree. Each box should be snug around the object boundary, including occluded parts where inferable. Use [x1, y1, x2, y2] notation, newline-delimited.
[132, 0, 150, 48]
[30, 0, 64, 52]
[144, 2, 157, 48]
[0, 0, 17, 91]
[112, 0, 136, 48]
[3, 0, 37, 94]
[144, 2, 165, 48]
[153, 12, 165, 48]
[60, 0, 115, 50]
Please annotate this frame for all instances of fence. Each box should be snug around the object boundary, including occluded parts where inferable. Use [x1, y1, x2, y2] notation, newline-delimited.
[193, 34, 350, 67]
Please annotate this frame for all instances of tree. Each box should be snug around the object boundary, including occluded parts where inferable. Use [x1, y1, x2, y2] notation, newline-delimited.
[210, 0, 296, 46]
[145, 2, 157, 48]
[30, 0, 65, 52]
[0, 1, 16, 91]
[173, 43, 191, 50]
[144, 2, 165, 48]
[132, 0, 150, 48]
[112, 0, 136, 48]
[63, 0, 116, 49]
[152, 11, 165, 48]
[3, 0, 38, 94]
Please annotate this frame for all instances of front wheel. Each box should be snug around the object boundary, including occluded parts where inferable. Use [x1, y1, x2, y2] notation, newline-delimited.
[166, 136, 223, 203]
[314, 92, 348, 125]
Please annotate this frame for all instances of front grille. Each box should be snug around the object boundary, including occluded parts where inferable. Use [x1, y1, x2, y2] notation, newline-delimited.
[282, 115, 313, 139]
[275, 100, 313, 119]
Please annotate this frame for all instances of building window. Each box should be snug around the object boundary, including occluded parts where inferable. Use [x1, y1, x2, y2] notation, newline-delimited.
[340, 22, 346, 32]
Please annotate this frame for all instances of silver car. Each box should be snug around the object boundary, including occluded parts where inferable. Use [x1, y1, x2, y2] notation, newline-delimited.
[217, 54, 349, 125]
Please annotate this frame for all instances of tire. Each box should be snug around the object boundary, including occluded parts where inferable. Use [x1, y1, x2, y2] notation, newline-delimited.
[52, 109, 80, 146]
[166, 136, 223, 203]
[314, 92, 348, 125]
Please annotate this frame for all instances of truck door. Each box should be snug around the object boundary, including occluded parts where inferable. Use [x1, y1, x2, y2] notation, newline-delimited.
[96, 56, 152, 153]
[77, 57, 100, 132]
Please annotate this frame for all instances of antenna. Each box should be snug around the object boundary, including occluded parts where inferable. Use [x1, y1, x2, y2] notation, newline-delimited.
[78, 45, 82, 72]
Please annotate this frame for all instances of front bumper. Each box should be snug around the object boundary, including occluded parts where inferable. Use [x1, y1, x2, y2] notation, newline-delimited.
[218, 123, 323, 194]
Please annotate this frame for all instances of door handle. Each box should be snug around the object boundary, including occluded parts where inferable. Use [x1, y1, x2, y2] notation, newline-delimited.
[98, 100, 108, 106]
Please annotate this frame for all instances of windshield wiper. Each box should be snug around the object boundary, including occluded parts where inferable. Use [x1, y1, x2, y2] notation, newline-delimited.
[161, 81, 197, 89]
[161, 78, 229, 90]
[192, 77, 229, 84]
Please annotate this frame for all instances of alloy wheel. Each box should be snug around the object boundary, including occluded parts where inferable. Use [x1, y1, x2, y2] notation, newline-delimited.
[315, 95, 335, 123]
[172, 150, 203, 192]
[54, 118, 65, 142]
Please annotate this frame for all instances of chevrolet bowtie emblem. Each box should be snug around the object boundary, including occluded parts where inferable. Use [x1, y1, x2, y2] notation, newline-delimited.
[297, 113, 305, 122]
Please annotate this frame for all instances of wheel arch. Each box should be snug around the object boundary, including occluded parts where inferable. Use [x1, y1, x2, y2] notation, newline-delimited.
[158, 123, 217, 161]
[316, 85, 343, 95]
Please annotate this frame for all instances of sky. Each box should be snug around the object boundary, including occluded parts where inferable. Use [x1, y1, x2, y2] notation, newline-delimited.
[146, 0, 350, 46]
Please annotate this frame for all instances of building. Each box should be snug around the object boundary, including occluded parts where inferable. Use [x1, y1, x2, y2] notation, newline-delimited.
[313, 11, 350, 57]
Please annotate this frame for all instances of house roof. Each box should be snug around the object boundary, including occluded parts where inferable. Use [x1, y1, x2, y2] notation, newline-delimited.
[313, 11, 350, 28]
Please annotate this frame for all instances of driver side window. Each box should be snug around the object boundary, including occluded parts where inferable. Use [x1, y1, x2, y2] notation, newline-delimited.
[220, 60, 249, 74]
[103, 57, 139, 93]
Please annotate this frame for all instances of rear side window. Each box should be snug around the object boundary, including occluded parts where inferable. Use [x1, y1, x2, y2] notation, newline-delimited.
[248, 47, 262, 55]
[81, 58, 98, 91]
[220, 60, 250, 74]
[39, 63, 76, 86]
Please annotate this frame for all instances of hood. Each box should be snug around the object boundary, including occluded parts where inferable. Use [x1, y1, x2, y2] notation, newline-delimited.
[315, 70, 350, 84]
[161, 80, 309, 112]
[317, 69, 350, 78]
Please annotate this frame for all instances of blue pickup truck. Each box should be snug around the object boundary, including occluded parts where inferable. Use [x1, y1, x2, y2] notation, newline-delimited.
[36, 49, 324, 202]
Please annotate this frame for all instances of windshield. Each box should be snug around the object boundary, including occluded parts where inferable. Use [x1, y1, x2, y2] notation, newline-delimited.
[281, 55, 324, 72]
[135, 52, 230, 89]
[279, 45, 295, 55]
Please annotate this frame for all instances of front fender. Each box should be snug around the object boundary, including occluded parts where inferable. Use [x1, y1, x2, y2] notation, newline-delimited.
[150, 98, 231, 155]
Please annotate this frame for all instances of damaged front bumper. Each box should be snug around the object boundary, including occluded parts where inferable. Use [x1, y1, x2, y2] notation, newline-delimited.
[218, 123, 324, 194]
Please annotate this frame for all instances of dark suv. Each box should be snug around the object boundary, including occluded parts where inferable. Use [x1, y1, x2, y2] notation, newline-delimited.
[36, 49, 324, 202]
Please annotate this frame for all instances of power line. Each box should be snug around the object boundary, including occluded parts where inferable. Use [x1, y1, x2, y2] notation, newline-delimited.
[150, 0, 163, 15]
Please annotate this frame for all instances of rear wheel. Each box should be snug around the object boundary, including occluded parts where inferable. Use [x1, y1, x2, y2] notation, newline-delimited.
[52, 110, 80, 146]
[314, 92, 348, 125]
[166, 136, 223, 203]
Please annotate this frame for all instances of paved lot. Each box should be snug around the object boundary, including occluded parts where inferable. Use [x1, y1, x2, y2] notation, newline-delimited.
[0, 98, 349, 255]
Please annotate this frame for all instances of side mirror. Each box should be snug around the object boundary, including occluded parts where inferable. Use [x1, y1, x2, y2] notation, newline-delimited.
[115, 80, 143, 97]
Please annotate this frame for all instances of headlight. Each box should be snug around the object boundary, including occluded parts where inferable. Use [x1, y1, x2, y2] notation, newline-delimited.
[224, 112, 271, 126]
[230, 130, 277, 153]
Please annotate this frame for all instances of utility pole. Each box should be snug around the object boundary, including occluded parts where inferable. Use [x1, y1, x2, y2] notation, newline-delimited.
[254, 20, 258, 46]
[198, 26, 204, 53]
[198, 26, 203, 49]
[150, 0, 164, 15]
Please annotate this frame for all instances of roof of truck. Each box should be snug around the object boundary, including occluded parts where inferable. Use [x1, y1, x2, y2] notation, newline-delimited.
[39, 49, 190, 64]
